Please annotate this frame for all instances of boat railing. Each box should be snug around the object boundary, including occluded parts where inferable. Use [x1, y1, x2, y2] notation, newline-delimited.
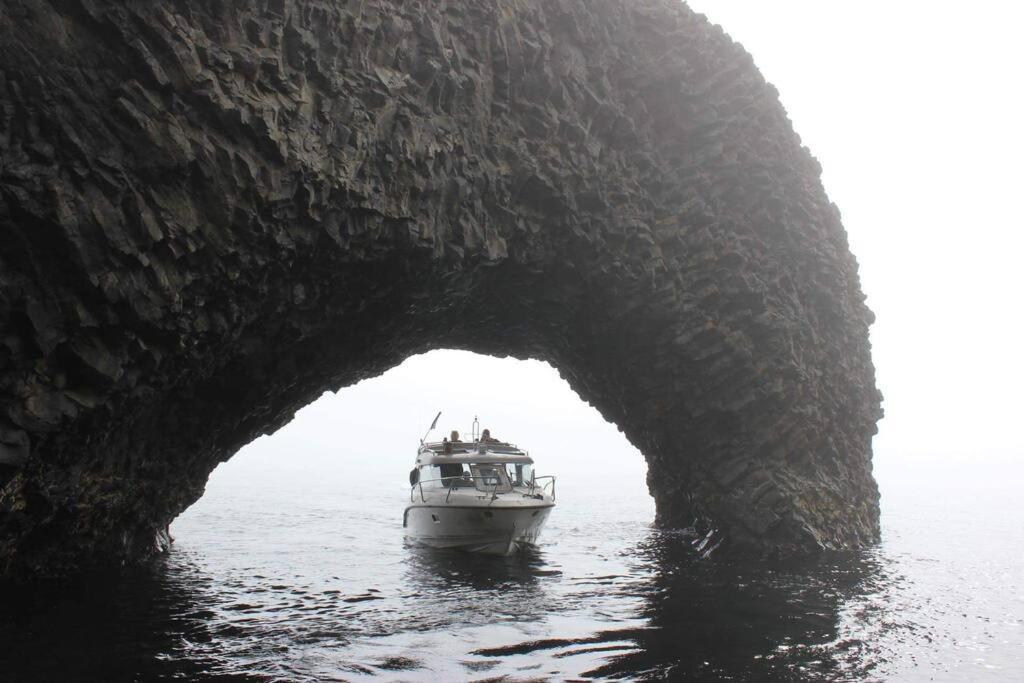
[529, 475, 556, 502]
[409, 476, 508, 503]
[409, 476, 554, 503]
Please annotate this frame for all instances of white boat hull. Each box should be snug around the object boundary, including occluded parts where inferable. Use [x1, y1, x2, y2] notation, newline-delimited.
[404, 503, 553, 554]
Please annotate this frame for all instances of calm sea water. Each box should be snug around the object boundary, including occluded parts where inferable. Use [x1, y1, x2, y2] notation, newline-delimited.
[2, 453, 1022, 681]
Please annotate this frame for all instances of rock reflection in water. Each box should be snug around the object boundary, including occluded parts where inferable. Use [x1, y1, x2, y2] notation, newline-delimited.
[0, 560, 225, 681]
[465, 531, 887, 680]
[0, 532, 897, 680]
[593, 534, 887, 680]
[5, 458, 1015, 679]
[0, 526, 906, 681]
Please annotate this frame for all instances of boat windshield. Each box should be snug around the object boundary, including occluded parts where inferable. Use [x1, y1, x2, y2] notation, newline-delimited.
[470, 463, 512, 493]
[419, 462, 531, 491]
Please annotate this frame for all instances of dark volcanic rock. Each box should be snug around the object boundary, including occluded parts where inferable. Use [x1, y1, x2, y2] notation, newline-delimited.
[0, 0, 881, 578]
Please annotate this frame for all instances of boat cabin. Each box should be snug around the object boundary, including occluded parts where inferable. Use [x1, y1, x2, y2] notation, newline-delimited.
[412, 441, 535, 491]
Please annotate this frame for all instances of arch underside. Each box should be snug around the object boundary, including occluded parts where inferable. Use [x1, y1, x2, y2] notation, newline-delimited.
[0, 0, 880, 578]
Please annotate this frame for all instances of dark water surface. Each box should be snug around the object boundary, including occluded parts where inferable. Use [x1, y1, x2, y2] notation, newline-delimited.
[2, 456, 1022, 681]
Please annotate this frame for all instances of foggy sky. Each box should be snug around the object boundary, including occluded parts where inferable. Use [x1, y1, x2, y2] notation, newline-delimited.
[686, 0, 1024, 462]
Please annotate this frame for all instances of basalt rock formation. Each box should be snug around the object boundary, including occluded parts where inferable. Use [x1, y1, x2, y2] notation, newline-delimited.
[0, 0, 881, 579]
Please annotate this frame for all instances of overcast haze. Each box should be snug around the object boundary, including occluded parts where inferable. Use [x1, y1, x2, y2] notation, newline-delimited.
[210, 1, 1023, 496]
[686, 0, 1024, 464]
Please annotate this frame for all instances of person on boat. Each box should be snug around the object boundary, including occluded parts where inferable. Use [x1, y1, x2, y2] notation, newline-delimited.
[481, 428, 498, 443]
[450, 430, 460, 443]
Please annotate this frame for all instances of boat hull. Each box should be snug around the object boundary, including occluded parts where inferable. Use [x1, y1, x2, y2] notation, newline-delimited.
[404, 503, 553, 554]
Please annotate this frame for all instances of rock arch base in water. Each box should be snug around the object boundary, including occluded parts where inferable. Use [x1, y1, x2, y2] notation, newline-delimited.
[0, 0, 881, 578]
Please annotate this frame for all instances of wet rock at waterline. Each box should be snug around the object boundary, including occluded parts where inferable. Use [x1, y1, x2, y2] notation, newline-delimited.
[0, 0, 880, 579]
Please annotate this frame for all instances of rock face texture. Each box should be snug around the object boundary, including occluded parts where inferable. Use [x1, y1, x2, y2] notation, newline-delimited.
[0, 0, 881, 578]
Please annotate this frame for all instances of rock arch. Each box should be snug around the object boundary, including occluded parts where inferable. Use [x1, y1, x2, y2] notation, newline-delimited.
[0, 0, 880, 578]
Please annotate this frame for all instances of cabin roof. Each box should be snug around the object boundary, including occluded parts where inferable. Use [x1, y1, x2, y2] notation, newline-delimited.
[417, 441, 532, 465]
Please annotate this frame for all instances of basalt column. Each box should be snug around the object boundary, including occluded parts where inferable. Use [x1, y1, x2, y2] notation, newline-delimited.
[0, 0, 881, 578]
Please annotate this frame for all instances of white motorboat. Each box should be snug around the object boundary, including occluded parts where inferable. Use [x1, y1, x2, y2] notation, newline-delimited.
[404, 419, 555, 554]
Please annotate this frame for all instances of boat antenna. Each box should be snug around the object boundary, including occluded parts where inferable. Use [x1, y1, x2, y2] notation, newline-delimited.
[472, 415, 480, 442]
[420, 410, 442, 444]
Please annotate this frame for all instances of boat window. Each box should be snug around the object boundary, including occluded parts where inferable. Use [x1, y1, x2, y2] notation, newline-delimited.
[470, 464, 512, 493]
[508, 463, 534, 486]
[418, 465, 443, 488]
[418, 464, 468, 488]
[439, 463, 475, 488]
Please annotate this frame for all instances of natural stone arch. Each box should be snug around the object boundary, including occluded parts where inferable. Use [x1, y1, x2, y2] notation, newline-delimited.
[0, 0, 880, 578]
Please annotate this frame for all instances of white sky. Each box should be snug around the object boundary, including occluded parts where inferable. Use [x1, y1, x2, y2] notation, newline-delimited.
[685, 0, 1024, 462]
[226, 1, 1023, 492]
